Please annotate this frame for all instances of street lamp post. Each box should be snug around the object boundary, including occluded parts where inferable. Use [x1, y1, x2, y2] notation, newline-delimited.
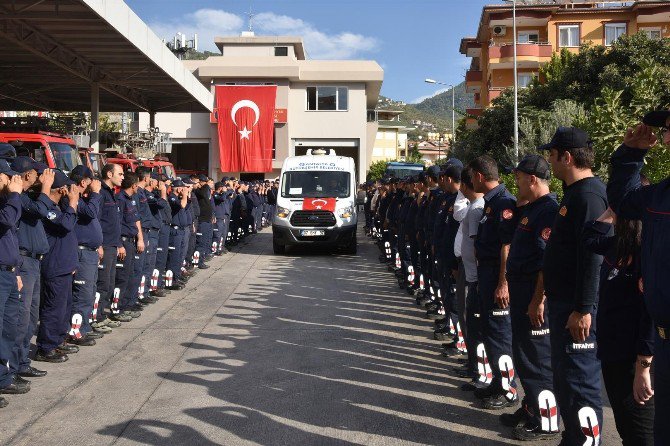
[503, 0, 520, 161]
[424, 79, 456, 145]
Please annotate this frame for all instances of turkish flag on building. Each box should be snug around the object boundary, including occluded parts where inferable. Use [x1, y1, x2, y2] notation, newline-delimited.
[302, 198, 336, 212]
[215, 86, 276, 172]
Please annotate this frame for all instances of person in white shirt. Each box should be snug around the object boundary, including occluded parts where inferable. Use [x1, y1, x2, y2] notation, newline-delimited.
[457, 167, 486, 390]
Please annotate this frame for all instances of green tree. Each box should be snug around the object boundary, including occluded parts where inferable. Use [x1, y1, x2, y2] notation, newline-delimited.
[367, 160, 389, 181]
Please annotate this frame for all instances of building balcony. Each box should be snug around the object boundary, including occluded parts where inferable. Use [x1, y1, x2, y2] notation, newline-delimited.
[488, 88, 504, 102]
[488, 42, 553, 68]
[466, 108, 483, 117]
[466, 70, 483, 93]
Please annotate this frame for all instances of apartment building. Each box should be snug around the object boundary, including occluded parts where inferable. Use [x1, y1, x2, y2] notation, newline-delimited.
[459, 0, 670, 126]
[368, 109, 411, 163]
[140, 34, 383, 181]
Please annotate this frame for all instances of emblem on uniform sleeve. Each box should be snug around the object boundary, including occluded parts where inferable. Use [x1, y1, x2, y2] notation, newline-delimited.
[521, 217, 529, 226]
[502, 209, 513, 220]
[541, 227, 552, 241]
[559, 206, 568, 217]
[47, 211, 57, 220]
[485, 207, 491, 214]
[131, 200, 136, 206]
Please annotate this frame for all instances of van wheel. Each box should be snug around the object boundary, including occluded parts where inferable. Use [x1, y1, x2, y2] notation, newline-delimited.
[273, 240, 286, 255]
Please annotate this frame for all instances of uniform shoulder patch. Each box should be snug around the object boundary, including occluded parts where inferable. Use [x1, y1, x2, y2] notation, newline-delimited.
[502, 209, 514, 220]
[541, 227, 552, 241]
[559, 206, 568, 217]
[47, 211, 57, 220]
[521, 217, 529, 226]
[485, 207, 491, 215]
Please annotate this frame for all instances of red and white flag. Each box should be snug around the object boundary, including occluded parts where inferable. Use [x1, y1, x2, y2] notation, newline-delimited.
[302, 198, 336, 212]
[215, 86, 277, 173]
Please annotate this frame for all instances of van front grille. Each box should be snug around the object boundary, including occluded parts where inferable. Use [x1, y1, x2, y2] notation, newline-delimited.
[290, 210, 336, 227]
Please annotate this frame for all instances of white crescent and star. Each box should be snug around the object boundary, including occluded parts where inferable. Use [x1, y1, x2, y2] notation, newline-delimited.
[231, 100, 260, 140]
[311, 199, 328, 209]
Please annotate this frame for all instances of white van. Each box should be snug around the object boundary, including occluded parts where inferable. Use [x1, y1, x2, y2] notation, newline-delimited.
[272, 149, 358, 254]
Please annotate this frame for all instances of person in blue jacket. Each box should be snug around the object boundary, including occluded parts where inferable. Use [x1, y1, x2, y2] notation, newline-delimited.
[67, 166, 103, 346]
[606, 113, 670, 444]
[10, 158, 54, 376]
[35, 170, 80, 363]
[583, 200, 655, 445]
[0, 160, 27, 408]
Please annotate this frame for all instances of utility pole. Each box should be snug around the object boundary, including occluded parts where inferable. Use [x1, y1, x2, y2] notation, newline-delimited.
[424, 78, 456, 148]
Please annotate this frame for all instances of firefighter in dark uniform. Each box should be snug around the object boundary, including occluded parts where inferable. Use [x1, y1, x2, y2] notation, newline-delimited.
[415, 176, 432, 305]
[11, 158, 54, 377]
[113, 171, 144, 321]
[503, 155, 559, 440]
[154, 177, 173, 294]
[144, 174, 168, 298]
[469, 155, 518, 409]
[36, 170, 80, 363]
[541, 127, 607, 445]
[428, 168, 454, 321]
[213, 181, 234, 255]
[607, 114, 670, 445]
[67, 166, 103, 346]
[0, 160, 27, 406]
[93, 163, 124, 331]
[128, 167, 153, 309]
[424, 166, 444, 304]
[166, 179, 189, 290]
[396, 179, 414, 289]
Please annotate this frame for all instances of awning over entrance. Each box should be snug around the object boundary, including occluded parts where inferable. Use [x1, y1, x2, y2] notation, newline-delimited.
[0, 0, 213, 113]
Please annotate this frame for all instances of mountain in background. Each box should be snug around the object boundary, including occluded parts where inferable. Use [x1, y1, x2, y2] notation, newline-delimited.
[378, 82, 473, 138]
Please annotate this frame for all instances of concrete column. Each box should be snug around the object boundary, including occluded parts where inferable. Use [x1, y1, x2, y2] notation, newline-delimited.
[149, 111, 156, 129]
[90, 83, 100, 152]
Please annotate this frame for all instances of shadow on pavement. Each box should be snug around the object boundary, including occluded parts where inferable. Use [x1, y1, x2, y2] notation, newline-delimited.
[98, 226, 526, 446]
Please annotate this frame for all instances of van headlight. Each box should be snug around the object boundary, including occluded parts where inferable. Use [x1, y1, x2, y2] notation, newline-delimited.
[277, 206, 290, 219]
[339, 206, 354, 219]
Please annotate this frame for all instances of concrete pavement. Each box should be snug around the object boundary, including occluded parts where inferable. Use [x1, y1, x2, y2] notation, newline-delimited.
[0, 226, 617, 445]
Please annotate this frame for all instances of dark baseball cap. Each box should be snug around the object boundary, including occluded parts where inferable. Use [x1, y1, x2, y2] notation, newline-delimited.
[426, 165, 441, 180]
[515, 154, 551, 180]
[0, 144, 17, 160]
[642, 110, 670, 128]
[11, 156, 40, 174]
[70, 165, 94, 179]
[171, 179, 185, 188]
[52, 169, 75, 188]
[538, 127, 591, 151]
[198, 174, 208, 182]
[0, 159, 19, 176]
[33, 162, 48, 174]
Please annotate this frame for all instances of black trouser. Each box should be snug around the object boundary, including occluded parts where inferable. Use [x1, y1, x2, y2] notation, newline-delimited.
[465, 281, 481, 377]
[96, 246, 117, 322]
[602, 360, 654, 446]
[115, 238, 137, 311]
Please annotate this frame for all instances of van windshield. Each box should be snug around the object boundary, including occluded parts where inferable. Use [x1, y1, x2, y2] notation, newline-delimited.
[282, 171, 350, 199]
[50, 142, 82, 172]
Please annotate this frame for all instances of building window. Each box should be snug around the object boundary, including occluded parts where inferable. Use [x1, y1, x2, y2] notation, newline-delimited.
[274, 46, 288, 56]
[605, 23, 627, 46]
[518, 73, 534, 88]
[640, 27, 662, 40]
[558, 25, 580, 47]
[517, 31, 539, 43]
[306, 86, 348, 111]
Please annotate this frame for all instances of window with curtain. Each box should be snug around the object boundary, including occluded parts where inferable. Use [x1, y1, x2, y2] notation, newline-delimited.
[558, 25, 580, 47]
[605, 23, 627, 46]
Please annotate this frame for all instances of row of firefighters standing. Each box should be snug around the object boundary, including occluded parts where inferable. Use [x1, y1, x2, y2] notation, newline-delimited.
[0, 157, 277, 409]
[364, 124, 668, 445]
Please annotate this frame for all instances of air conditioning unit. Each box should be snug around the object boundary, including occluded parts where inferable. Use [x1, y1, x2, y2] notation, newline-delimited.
[492, 25, 507, 37]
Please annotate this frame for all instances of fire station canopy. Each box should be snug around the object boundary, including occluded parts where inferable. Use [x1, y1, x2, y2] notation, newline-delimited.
[0, 0, 213, 113]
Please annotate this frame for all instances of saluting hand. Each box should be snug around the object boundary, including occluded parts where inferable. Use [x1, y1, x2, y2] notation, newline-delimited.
[566, 311, 591, 343]
[624, 124, 657, 150]
[90, 179, 102, 194]
[39, 169, 55, 191]
[8, 175, 23, 194]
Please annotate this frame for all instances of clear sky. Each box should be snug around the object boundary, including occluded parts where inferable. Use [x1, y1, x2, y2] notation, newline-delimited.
[125, 0, 491, 104]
